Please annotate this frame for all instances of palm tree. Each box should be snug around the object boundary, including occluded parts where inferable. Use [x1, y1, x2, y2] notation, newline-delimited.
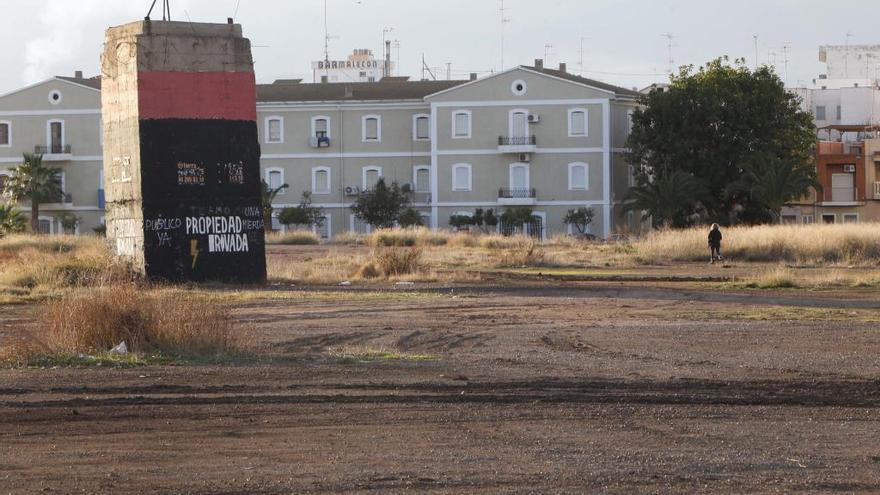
[624, 170, 708, 228]
[0, 203, 26, 237]
[2, 153, 62, 233]
[725, 154, 820, 223]
[261, 179, 289, 234]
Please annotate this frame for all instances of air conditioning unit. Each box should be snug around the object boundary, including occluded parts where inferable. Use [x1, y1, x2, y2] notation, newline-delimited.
[308, 136, 319, 147]
[844, 164, 856, 173]
[527, 114, 540, 123]
[309, 135, 331, 148]
[518, 153, 531, 162]
[344, 186, 360, 196]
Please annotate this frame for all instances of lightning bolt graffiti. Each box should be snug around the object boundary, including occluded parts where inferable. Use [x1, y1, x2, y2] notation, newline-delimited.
[190, 239, 200, 270]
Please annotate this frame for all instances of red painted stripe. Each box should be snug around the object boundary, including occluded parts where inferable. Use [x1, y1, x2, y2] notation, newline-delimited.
[138, 71, 257, 121]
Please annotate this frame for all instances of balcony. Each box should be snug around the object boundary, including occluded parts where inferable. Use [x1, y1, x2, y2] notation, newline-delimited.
[820, 187, 865, 206]
[308, 132, 331, 148]
[498, 135, 537, 154]
[34, 144, 72, 161]
[498, 187, 537, 206]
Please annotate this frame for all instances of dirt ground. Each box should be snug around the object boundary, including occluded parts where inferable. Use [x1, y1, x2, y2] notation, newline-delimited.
[1, 247, 879, 493]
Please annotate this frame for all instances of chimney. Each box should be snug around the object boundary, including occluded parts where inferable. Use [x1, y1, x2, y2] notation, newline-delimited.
[559, 62, 566, 73]
[384, 40, 392, 78]
[74, 70, 83, 79]
[227, 17, 234, 25]
[534, 58, 544, 69]
[469, 73, 478, 81]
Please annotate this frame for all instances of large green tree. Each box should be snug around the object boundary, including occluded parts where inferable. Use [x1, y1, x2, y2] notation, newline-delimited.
[278, 191, 325, 230]
[350, 178, 411, 229]
[626, 57, 816, 226]
[2, 153, 62, 233]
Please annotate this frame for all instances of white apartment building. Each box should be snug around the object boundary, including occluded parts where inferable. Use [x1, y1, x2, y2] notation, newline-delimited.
[0, 60, 643, 239]
[790, 45, 880, 139]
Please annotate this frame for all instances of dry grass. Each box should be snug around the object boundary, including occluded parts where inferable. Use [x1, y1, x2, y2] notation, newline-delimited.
[738, 265, 880, 290]
[266, 230, 320, 245]
[331, 231, 368, 246]
[372, 247, 425, 276]
[267, 249, 365, 284]
[0, 285, 251, 366]
[635, 224, 880, 265]
[327, 345, 437, 362]
[0, 234, 133, 296]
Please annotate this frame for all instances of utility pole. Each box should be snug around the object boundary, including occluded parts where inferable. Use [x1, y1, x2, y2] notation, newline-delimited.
[499, 0, 510, 70]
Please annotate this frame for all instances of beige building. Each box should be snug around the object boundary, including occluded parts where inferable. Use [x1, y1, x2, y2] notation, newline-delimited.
[0, 73, 103, 234]
[0, 60, 643, 239]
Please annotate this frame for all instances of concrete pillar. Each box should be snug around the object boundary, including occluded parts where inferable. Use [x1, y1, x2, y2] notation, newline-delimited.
[101, 20, 266, 283]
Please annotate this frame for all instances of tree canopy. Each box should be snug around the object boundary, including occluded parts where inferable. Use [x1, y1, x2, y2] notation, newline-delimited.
[626, 57, 817, 226]
[2, 153, 62, 233]
[350, 178, 411, 229]
[278, 192, 325, 229]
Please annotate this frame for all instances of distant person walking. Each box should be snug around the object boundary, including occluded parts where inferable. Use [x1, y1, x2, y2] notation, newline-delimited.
[708, 223, 723, 264]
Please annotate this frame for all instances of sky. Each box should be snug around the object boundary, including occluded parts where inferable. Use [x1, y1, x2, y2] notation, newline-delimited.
[1, 0, 879, 95]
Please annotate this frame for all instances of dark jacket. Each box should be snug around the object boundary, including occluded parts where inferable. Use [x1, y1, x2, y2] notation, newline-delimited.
[708, 229, 722, 247]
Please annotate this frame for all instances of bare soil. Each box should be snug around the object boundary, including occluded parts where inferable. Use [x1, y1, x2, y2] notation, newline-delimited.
[1, 253, 879, 493]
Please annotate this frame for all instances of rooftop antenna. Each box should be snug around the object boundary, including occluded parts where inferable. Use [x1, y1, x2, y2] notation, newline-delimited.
[662, 33, 675, 74]
[382, 27, 394, 78]
[782, 42, 791, 85]
[578, 36, 591, 75]
[392, 40, 401, 77]
[544, 44, 553, 64]
[845, 32, 854, 78]
[499, 0, 510, 70]
[421, 54, 437, 81]
[753, 35, 759, 70]
[146, 0, 171, 21]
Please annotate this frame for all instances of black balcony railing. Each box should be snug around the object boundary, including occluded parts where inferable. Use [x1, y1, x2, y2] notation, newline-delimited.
[498, 135, 536, 146]
[34, 144, 71, 154]
[498, 187, 536, 199]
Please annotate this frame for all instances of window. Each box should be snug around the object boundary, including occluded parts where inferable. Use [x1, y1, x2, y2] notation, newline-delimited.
[0, 122, 10, 146]
[815, 105, 826, 121]
[38, 217, 53, 235]
[312, 167, 330, 194]
[452, 163, 472, 191]
[781, 215, 797, 224]
[311, 116, 330, 138]
[452, 110, 471, 139]
[843, 213, 859, 224]
[265, 168, 285, 195]
[413, 166, 430, 193]
[510, 163, 529, 190]
[362, 166, 382, 190]
[47, 120, 64, 153]
[802, 215, 815, 224]
[362, 115, 381, 142]
[511, 79, 527, 96]
[509, 109, 529, 139]
[568, 108, 588, 137]
[836, 105, 842, 121]
[413, 114, 430, 140]
[568, 162, 589, 190]
[822, 213, 835, 224]
[265, 117, 283, 143]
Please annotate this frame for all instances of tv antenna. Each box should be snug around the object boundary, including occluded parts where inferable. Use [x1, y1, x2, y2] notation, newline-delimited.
[146, 0, 172, 21]
[578, 37, 591, 75]
[544, 44, 553, 64]
[753, 35, 759, 70]
[421, 54, 437, 81]
[661, 33, 676, 74]
[845, 32, 854, 78]
[782, 42, 791, 85]
[499, 0, 510, 70]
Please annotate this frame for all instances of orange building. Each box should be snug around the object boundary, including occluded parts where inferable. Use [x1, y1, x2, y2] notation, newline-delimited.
[782, 125, 880, 224]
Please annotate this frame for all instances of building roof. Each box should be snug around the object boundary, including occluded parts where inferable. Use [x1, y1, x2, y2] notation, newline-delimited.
[522, 65, 642, 98]
[56, 76, 102, 90]
[256, 79, 468, 103]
